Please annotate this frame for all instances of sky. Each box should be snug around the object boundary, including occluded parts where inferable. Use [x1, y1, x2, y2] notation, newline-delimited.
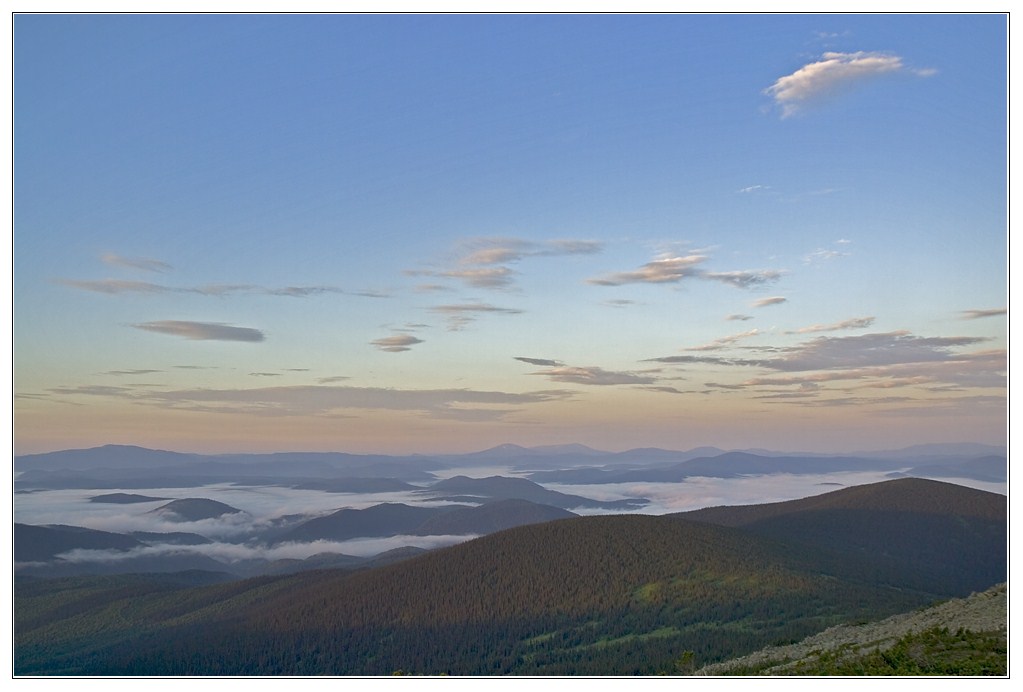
[11, 13, 1008, 456]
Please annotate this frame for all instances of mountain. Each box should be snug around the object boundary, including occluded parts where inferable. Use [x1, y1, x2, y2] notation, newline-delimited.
[890, 455, 1006, 483]
[412, 499, 576, 535]
[13, 524, 146, 562]
[89, 493, 169, 504]
[422, 474, 649, 510]
[679, 477, 1006, 595]
[13, 478, 1006, 675]
[273, 503, 459, 544]
[150, 498, 243, 522]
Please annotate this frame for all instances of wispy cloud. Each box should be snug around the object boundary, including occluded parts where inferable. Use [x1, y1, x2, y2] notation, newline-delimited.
[765, 51, 935, 118]
[764, 331, 990, 372]
[429, 303, 524, 331]
[98, 369, 163, 376]
[49, 383, 573, 420]
[737, 185, 769, 194]
[59, 279, 169, 294]
[587, 254, 706, 286]
[58, 279, 374, 299]
[704, 270, 784, 289]
[371, 334, 424, 352]
[786, 316, 874, 334]
[688, 328, 761, 352]
[101, 252, 172, 273]
[752, 296, 787, 308]
[457, 237, 603, 265]
[602, 299, 639, 308]
[412, 237, 603, 291]
[960, 308, 1006, 320]
[439, 267, 517, 289]
[529, 366, 658, 386]
[588, 253, 783, 290]
[726, 314, 754, 321]
[133, 321, 265, 342]
[514, 357, 564, 367]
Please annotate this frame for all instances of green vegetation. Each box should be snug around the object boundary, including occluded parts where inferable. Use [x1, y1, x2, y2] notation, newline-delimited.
[14, 479, 1007, 676]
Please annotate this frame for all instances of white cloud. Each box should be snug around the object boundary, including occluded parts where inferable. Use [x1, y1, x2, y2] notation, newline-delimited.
[587, 254, 707, 286]
[765, 51, 933, 117]
[752, 296, 787, 308]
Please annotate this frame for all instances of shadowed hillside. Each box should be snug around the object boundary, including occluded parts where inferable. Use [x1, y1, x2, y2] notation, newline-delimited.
[14, 478, 1006, 676]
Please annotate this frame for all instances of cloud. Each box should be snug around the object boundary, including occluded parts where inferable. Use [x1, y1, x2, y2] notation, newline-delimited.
[529, 366, 658, 386]
[588, 254, 783, 290]
[726, 314, 754, 321]
[644, 354, 763, 367]
[317, 375, 350, 384]
[703, 270, 784, 289]
[249, 372, 282, 377]
[787, 317, 875, 334]
[765, 51, 934, 117]
[763, 331, 991, 373]
[803, 248, 848, 264]
[602, 299, 639, 308]
[59, 279, 170, 294]
[752, 296, 787, 308]
[738, 185, 769, 194]
[429, 303, 524, 331]
[439, 267, 517, 289]
[58, 279, 367, 298]
[412, 237, 603, 291]
[458, 237, 603, 265]
[688, 328, 761, 352]
[133, 321, 265, 342]
[587, 254, 707, 286]
[101, 252, 172, 273]
[372, 335, 424, 352]
[99, 369, 163, 376]
[960, 308, 1006, 320]
[514, 357, 563, 367]
[109, 384, 573, 419]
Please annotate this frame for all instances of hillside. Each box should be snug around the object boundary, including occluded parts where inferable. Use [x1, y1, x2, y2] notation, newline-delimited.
[696, 583, 1007, 675]
[14, 479, 1007, 676]
[679, 478, 1006, 595]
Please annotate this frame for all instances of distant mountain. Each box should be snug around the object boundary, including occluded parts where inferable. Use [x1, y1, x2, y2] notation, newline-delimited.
[889, 455, 1006, 483]
[14, 478, 1006, 675]
[89, 493, 169, 504]
[13, 524, 146, 562]
[15, 445, 203, 471]
[422, 475, 648, 510]
[261, 547, 430, 576]
[149, 498, 243, 522]
[128, 531, 213, 546]
[273, 503, 459, 544]
[412, 499, 576, 535]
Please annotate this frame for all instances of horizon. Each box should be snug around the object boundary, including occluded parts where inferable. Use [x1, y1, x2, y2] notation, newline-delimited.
[14, 438, 1007, 459]
[13, 14, 1007, 458]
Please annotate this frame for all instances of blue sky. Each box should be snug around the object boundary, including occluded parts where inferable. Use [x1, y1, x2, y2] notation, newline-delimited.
[12, 13, 1007, 454]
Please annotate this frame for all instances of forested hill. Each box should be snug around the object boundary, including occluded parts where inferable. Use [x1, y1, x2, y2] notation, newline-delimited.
[677, 477, 1006, 595]
[14, 478, 1007, 676]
